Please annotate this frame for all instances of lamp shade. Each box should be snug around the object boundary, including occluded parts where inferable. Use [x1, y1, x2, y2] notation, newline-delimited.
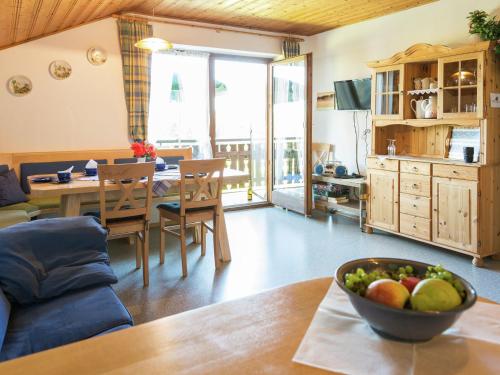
[134, 37, 173, 52]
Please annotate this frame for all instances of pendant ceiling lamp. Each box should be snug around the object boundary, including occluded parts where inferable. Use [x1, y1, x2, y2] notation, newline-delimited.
[135, 37, 172, 52]
[134, 7, 173, 52]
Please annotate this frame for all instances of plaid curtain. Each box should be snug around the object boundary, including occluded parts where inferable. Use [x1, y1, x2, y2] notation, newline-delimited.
[117, 20, 153, 142]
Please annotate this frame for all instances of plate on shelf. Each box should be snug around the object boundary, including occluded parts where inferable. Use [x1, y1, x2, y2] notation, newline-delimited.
[49, 60, 72, 80]
[7, 75, 32, 96]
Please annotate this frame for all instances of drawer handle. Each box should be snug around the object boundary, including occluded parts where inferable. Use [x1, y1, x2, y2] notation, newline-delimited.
[379, 163, 385, 167]
[412, 224, 417, 229]
[412, 166, 418, 171]
[412, 183, 419, 188]
[412, 204, 417, 208]
[452, 170, 458, 174]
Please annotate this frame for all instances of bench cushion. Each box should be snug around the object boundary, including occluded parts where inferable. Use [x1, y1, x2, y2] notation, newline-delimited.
[0, 202, 40, 215]
[0, 165, 8, 174]
[0, 170, 28, 208]
[20, 159, 107, 193]
[0, 211, 29, 229]
[0, 289, 10, 352]
[27, 196, 61, 210]
[0, 286, 133, 361]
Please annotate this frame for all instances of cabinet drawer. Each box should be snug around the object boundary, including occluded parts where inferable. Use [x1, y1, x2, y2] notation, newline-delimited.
[400, 193, 431, 218]
[367, 157, 399, 171]
[400, 161, 431, 175]
[432, 164, 478, 181]
[400, 173, 431, 197]
[400, 213, 431, 241]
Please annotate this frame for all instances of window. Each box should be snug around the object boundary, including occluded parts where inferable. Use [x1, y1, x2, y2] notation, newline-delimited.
[148, 51, 211, 158]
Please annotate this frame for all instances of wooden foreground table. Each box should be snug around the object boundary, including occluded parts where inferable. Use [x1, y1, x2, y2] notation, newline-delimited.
[0, 278, 333, 375]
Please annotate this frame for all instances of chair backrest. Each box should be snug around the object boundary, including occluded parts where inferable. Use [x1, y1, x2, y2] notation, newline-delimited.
[97, 162, 155, 226]
[312, 143, 332, 167]
[179, 159, 225, 216]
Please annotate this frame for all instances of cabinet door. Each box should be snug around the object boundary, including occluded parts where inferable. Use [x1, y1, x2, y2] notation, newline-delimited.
[371, 65, 404, 120]
[368, 170, 399, 231]
[438, 52, 484, 119]
[432, 177, 478, 252]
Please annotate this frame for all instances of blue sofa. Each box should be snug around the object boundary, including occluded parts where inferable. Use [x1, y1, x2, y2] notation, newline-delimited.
[0, 217, 133, 361]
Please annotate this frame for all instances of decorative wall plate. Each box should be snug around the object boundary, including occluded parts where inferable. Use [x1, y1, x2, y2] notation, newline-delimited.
[87, 47, 107, 65]
[7, 75, 32, 96]
[49, 60, 72, 80]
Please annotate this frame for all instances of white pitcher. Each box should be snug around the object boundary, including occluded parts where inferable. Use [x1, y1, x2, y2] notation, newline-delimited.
[410, 97, 425, 119]
[421, 96, 437, 119]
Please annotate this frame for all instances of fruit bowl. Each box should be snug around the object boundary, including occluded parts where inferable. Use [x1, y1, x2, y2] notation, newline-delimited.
[335, 258, 477, 342]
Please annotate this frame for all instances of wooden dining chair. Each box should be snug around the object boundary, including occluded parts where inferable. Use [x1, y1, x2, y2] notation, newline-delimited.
[97, 162, 155, 287]
[157, 158, 225, 277]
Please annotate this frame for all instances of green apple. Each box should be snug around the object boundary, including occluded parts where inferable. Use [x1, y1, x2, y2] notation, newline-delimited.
[411, 278, 462, 312]
[365, 279, 410, 309]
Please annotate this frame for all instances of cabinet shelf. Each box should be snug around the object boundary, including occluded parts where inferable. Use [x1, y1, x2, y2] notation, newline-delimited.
[374, 118, 480, 127]
[407, 88, 438, 95]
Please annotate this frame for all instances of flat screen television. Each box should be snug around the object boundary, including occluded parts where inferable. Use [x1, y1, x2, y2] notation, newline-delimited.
[334, 78, 371, 110]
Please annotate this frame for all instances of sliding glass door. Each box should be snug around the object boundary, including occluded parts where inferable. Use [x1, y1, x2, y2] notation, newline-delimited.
[270, 55, 312, 215]
[212, 56, 268, 206]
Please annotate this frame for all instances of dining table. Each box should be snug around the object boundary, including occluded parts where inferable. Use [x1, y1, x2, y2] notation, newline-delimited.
[28, 167, 249, 262]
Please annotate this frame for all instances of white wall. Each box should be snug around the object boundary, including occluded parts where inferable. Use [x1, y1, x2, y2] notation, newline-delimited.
[0, 17, 285, 153]
[0, 18, 128, 153]
[310, 0, 499, 175]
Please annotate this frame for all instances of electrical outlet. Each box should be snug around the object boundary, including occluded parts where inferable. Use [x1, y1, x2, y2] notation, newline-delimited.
[491, 93, 500, 108]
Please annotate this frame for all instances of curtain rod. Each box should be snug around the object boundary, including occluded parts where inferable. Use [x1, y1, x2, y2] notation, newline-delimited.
[112, 13, 305, 43]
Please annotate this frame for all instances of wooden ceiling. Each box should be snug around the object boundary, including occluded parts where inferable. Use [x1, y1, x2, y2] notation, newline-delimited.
[0, 0, 436, 50]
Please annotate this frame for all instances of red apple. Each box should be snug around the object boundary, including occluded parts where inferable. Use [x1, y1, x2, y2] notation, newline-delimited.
[400, 277, 421, 293]
[365, 279, 410, 309]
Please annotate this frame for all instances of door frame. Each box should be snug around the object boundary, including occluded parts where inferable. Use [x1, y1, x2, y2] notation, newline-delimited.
[268, 53, 313, 215]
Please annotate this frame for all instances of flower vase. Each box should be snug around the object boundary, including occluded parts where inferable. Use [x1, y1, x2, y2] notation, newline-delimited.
[136, 157, 146, 163]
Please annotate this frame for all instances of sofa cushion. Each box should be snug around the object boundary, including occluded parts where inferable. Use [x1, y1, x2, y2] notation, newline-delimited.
[0, 286, 133, 361]
[0, 210, 29, 229]
[0, 289, 10, 352]
[0, 165, 8, 174]
[0, 170, 28, 208]
[0, 217, 117, 305]
[20, 159, 107, 193]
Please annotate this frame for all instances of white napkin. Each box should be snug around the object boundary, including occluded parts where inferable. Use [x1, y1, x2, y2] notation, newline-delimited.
[156, 156, 165, 165]
[293, 281, 500, 375]
[85, 159, 97, 168]
[58, 166, 74, 173]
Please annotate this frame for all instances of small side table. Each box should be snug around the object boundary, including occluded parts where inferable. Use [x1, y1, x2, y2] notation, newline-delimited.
[312, 175, 368, 231]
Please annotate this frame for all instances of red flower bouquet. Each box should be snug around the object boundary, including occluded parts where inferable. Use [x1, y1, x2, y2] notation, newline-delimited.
[131, 141, 157, 159]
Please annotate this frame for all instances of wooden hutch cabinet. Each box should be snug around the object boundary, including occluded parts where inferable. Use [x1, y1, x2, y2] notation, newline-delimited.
[365, 42, 500, 266]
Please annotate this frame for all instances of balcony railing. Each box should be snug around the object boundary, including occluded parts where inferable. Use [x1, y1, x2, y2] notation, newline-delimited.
[156, 137, 303, 191]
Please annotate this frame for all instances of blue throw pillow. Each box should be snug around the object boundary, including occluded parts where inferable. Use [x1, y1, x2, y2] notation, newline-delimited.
[0, 288, 10, 351]
[0, 169, 27, 207]
[0, 217, 117, 305]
